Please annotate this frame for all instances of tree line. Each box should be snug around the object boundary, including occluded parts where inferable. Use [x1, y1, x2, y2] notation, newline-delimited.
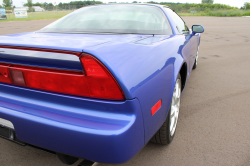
[1, 0, 250, 10]
[22, 1, 239, 10]
[22, 1, 102, 9]
[147, 1, 238, 10]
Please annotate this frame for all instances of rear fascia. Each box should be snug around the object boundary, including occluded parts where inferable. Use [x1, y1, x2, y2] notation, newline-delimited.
[0, 82, 144, 163]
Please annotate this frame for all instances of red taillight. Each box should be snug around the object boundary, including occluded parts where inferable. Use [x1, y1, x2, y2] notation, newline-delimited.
[0, 47, 125, 100]
[9, 65, 90, 97]
[80, 54, 124, 100]
[0, 64, 11, 84]
[81, 56, 108, 77]
[9, 69, 25, 85]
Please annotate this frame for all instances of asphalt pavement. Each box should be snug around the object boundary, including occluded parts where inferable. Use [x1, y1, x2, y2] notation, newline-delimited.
[0, 17, 250, 166]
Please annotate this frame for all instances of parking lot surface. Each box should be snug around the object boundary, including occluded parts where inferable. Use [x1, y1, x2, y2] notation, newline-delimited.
[0, 17, 250, 166]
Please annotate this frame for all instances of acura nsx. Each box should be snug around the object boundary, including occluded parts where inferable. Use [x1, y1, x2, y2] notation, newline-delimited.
[0, 4, 204, 165]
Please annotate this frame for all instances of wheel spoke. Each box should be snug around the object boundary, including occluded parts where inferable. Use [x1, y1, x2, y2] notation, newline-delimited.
[176, 97, 180, 107]
[171, 111, 175, 119]
[169, 78, 181, 136]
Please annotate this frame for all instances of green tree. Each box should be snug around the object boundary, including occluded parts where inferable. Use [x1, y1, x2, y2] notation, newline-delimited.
[58, 2, 63, 9]
[27, 0, 33, 8]
[202, 0, 214, 4]
[48, 3, 54, 6]
[3, 0, 12, 7]
[33, 2, 42, 6]
[244, 2, 250, 9]
[147, 1, 158, 4]
[41, 2, 48, 8]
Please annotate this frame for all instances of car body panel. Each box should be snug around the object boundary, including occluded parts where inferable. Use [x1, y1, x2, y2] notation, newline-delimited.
[0, 4, 202, 164]
[83, 34, 189, 142]
[0, 82, 144, 163]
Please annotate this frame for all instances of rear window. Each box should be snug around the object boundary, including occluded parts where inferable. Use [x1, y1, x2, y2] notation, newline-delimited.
[39, 5, 172, 35]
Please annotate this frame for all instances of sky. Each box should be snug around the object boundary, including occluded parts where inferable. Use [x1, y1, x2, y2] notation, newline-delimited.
[1, 0, 250, 8]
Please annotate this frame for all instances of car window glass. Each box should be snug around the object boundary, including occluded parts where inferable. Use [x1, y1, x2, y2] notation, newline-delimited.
[39, 5, 173, 35]
[164, 8, 189, 34]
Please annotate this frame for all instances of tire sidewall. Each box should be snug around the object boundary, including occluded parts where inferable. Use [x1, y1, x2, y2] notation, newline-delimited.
[166, 74, 181, 143]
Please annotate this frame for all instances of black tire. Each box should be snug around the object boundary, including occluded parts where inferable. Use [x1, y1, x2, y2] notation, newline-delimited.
[192, 57, 197, 70]
[193, 47, 199, 70]
[56, 153, 79, 165]
[151, 74, 181, 145]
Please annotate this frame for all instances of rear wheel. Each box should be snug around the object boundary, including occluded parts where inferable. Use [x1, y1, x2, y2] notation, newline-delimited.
[151, 74, 181, 144]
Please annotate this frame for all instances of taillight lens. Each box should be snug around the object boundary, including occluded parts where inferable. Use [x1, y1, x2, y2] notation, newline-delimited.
[0, 48, 125, 100]
[80, 55, 124, 100]
[0, 64, 11, 84]
[9, 65, 90, 97]
[9, 69, 25, 85]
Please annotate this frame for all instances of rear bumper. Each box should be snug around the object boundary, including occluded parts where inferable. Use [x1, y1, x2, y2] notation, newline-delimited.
[0, 83, 144, 164]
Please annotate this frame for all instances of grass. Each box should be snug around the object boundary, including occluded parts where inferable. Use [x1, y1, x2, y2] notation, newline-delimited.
[243, 11, 250, 16]
[179, 9, 250, 17]
[0, 11, 72, 22]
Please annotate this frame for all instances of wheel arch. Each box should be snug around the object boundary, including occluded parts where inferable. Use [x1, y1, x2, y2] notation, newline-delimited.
[179, 62, 187, 91]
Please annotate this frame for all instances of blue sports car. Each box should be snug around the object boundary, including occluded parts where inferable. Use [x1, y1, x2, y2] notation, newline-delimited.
[0, 4, 204, 165]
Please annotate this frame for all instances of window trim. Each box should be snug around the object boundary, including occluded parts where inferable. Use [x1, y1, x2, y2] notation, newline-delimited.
[164, 7, 190, 35]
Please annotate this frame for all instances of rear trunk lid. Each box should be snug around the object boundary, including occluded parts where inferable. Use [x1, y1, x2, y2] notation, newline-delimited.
[0, 32, 110, 71]
[0, 32, 146, 70]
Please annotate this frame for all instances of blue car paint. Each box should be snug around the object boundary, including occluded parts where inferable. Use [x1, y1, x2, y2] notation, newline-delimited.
[0, 4, 202, 163]
[0, 83, 144, 163]
[83, 34, 191, 142]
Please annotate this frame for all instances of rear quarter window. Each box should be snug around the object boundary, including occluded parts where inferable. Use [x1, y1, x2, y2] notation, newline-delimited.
[164, 7, 189, 34]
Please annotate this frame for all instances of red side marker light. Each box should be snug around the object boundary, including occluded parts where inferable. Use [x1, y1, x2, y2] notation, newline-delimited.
[151, 100, 162, 116]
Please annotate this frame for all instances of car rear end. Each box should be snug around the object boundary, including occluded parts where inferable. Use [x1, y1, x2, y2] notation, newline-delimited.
[0, 45, 145, 164]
